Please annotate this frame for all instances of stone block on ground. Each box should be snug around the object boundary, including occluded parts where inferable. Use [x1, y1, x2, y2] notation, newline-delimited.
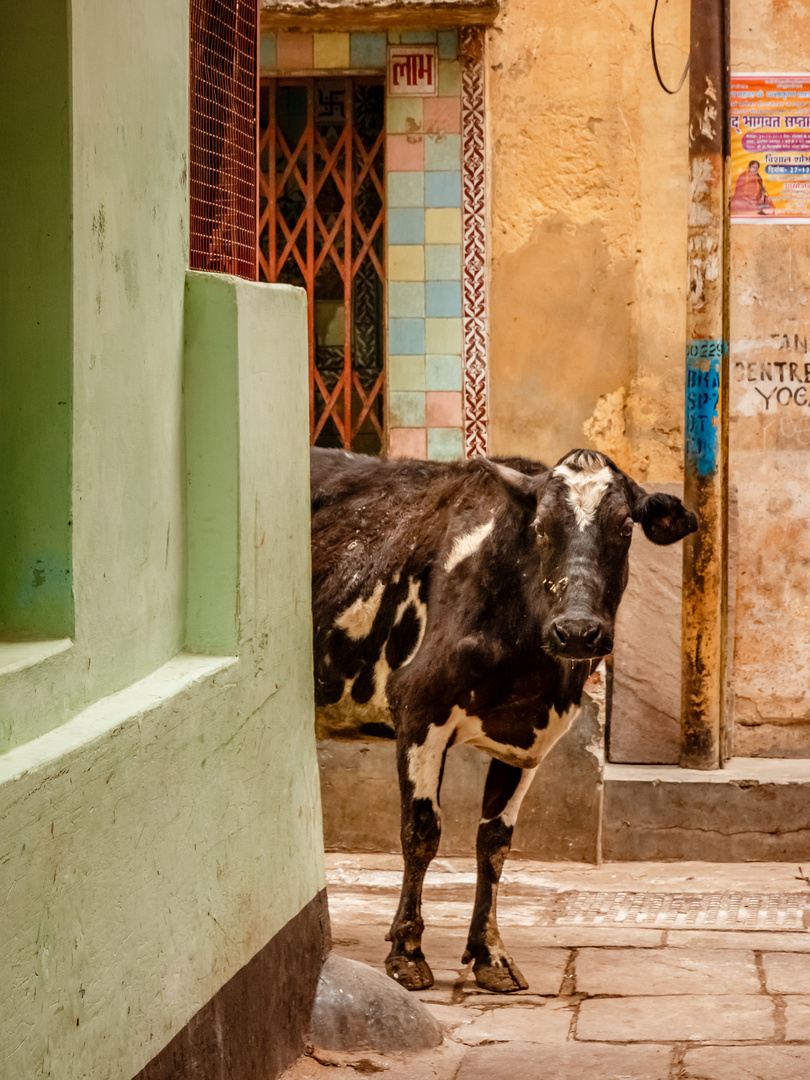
[575, 947, 760, 996]
[762, 951, 810, 993]
[455, 1042, 674, 1080]
[576, 994, 774, 1043]
[457, 999, 574, 1044]
[682, 1045, 810, 1080]
[603, 771, 810, 861]
[309, 954, 442, 1052]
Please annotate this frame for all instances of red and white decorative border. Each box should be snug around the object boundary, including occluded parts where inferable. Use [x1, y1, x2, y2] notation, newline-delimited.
[460, 26, 489, 459]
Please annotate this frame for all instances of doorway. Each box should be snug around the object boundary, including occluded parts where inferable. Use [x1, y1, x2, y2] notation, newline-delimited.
[259, 77, 385, 453]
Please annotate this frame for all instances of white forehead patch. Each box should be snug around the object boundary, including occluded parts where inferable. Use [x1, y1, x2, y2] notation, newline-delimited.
[444, 516, 494, 573]
[335, 580, 385, 640]
[553, 463, 614, 531]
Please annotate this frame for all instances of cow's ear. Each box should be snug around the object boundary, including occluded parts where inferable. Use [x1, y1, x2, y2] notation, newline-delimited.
[491, 461, 541, 506]
[631, 490, 698, 545]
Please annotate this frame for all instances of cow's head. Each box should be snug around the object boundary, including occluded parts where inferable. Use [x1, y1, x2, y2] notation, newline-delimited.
[507, 450, 697, 661]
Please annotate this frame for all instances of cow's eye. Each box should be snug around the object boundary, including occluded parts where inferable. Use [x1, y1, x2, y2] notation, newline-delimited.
[533, 514, 550, 540]
[620, 517, 634, 538]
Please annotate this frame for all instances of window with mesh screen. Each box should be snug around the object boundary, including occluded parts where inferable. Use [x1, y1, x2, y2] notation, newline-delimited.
[189, 0, 257, 279]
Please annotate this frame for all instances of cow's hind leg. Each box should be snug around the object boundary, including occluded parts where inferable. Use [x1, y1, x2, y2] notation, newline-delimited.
[463, 760, 537, 992]
[385, 724, 450, 991]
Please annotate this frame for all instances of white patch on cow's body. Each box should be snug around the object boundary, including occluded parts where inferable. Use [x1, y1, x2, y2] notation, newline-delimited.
[483, 766, 538, 828]
[444, 516, 495, 573]
[449, 703, 579, 770]
[553, 462, 613, 531]
[335, 580, 385, 639]
[407, 722, 454, 810]
[370, 653, 391, 710]
[395, 577, 428, 667]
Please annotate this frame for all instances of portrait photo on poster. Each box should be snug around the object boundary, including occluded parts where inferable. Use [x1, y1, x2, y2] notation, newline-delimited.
[730, 73, 810, 224]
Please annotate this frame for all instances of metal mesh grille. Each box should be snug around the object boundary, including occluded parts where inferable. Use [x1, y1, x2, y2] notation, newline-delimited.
[259, 78, 385, 452]
[189, 0, 257, 279]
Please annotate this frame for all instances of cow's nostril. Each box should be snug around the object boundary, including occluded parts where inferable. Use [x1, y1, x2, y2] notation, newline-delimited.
[552, 622, 568, 646]
[586, 625, 600, 646]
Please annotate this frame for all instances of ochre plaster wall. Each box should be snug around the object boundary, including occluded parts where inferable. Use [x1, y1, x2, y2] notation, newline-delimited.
[729, 1, 810, 756]
[487, 0, 690, 481]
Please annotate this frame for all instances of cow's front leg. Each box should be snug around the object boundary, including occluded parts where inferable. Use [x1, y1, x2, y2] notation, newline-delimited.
[385, 723, 451, 991]
[463, 759, 537, 992]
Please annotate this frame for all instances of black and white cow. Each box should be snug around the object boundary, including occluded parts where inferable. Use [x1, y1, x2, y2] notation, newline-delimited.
[311, 447, 696, 993]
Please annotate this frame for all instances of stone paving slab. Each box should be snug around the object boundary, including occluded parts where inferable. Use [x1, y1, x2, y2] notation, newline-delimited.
[682, 1045, 810, 1079]
[455, 999, 574, 1045]
[454, 1042, 674, 1080]
[667, 930, 810, 952]
[575, 947, 760, 996]
[576, 994, 775, 1043]
[763, 951, 810, 993]
[783, 996, 810, 1040]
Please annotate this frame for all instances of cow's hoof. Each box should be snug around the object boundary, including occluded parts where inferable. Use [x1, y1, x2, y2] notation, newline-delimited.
[385, 955, 434, 991]
[471, 959, 528, 994]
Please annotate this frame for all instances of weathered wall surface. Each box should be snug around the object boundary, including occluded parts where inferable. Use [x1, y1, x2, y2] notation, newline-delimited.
[1, 1, 327, 1075]
[0, 4, 74, 638]
[728, 2, 810, 756]
[1, 275, 323, 1080]
[487, 0, 690, 481]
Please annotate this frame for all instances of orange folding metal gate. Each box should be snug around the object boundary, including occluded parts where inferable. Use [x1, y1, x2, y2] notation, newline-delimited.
[258, 77, 386, 452]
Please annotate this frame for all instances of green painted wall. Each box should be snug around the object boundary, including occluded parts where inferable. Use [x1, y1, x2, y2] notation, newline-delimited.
[1, 0, 191, 751]
[0, 3, 74, 638]
[1, 275, 320, 1079]
[0, 0, 325, 1073]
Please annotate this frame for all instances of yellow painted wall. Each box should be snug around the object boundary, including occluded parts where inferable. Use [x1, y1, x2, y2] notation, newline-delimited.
[487, 0, 690, 482]
[729, 1, 810, 756]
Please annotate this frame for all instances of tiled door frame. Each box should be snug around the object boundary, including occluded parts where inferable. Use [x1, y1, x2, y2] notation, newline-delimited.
[459, 26, 489, 458]
[258, 24, 491, 459]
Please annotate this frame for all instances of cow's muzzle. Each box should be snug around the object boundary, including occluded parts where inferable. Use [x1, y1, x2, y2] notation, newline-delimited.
[547, 618, 613, 660]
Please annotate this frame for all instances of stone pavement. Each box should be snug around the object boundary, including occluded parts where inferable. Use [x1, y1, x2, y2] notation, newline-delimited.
[283, 855, 810, 1080]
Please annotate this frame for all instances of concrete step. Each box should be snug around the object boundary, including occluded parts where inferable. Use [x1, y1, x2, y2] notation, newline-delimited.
[603, 759, 810, 861]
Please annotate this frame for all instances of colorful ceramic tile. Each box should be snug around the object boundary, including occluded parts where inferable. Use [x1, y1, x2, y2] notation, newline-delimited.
[426, 317, 463, 353]
[350, 32, 387, 68]
[425, 171, 462, 207]
[426, 354, 463, 392]
[388, 208, 425, 245]
[389, 427, 427, 458]
[386, 97, 423, 134]
[425, 134, 461, 172]
[389, 391, 427, 428]
[401, 30, 438, 44]
[388, 245, 425, 281]
[423, 96, 461, 135]
[389, 354, 426, 392]
[387, 134, 425, 172]
[387, 172, 425, 208]
[277, 33, 313, 70]
[425, 244, 461, 281]
[313, 33, 350, 69]
[259, 33, 277, 74]
[425, 208, 462, 244]
[388, 282, 425, 318]
[437, 30, 459, 60]
[426, 391, 463, 428]
[389, 318, 426, 355]
[426, 281, 462, 317]
[427, 426, 464, 461]
[438, 59, 461, 97]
